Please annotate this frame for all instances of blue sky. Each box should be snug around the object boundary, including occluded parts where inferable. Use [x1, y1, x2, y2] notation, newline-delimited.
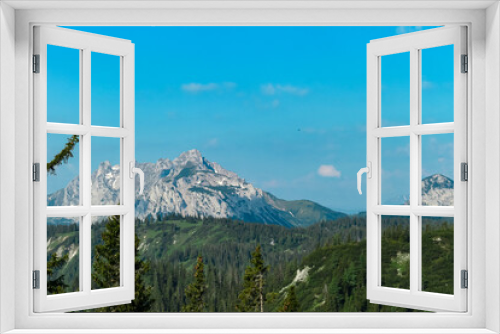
[47, 26, 454, 213]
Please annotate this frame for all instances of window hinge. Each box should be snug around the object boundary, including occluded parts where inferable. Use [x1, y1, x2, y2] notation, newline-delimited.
[33, 163, 40, 182]
[461, 54, 468, 73]
[461, 270, 468, 289]
[33, 270, 40, 289]
[461, 162, 468, 181]
[33, 54, 40, 73]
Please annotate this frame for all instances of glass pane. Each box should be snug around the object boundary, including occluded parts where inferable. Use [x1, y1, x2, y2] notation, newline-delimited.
[47, 217, 80, 294]
[381, 215, 410, 289]
[421, 45, 454, 124]
[47, 134, 80, 206]
[381, 136, 410, 205]
[421, 216, 454, 294]
[91, 215, 121, 290]
[91, 52, 120, 127]
[91, 137, 121, 206]
[47, 45, 80, 124]
[381, 52, 410, 127]
[421, 133, 454, 206]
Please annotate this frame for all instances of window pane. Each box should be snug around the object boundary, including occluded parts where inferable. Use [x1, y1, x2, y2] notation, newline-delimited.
[47, 45, 80, 124]
[47, 217, 80, 294]
[92, 215, 121, 290]
[381, 215, 410, 290]
[421, 45, 454, 124]
[91, 137, 121, 206]
[421, 133, 454, 206]
[381, 52, 410, 127]
[91, 52, 120, 127]
[421, 216, 454, 295]
[47, 134, 80, 206]
[381, 136, 410, 205]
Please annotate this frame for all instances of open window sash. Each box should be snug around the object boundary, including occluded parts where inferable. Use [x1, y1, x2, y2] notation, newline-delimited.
[33, 26, 136, 312]
[366, 26, 467, 312]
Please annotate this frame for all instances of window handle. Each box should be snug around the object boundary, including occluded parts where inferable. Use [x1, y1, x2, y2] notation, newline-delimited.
[129, 161, 145, 195]
[357, 162, 372, 195]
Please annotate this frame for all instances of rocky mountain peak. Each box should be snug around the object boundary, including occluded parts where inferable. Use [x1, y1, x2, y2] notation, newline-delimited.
[173, 149, 204, 168]
[422, 174, 453, 192]
[48, 149, 345, 227]
[98, 160, 111, 169]
[421, 174, 454, 206]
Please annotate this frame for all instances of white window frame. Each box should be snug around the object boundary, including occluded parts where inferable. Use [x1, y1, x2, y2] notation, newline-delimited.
[366, 26, 468, 312]
[33, 26, 136, 313]
[0, 2, 498, 333]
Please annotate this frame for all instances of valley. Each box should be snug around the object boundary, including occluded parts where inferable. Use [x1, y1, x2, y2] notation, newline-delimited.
[47, 214, 453, 312]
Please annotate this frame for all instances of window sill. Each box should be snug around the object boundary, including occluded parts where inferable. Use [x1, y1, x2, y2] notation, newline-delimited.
[4, 330, 497, 334]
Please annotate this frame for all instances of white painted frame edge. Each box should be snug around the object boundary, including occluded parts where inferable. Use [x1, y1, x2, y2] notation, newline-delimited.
[32, 26, 136, 313]
[0, 2, 17, 333]
[2, 4, 494, 334]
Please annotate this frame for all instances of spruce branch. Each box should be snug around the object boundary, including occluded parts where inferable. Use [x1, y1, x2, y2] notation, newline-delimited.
[47, 135, 79, 175]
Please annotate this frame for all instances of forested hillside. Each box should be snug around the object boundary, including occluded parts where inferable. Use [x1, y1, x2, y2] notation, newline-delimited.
[47, 215, 453, 312]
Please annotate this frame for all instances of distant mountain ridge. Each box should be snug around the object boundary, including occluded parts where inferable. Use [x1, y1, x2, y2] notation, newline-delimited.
[403, 174, 454, 206]
[421, 174, 454, 206]
[48, 149, 346, 227]
[47, 150, 455, 227]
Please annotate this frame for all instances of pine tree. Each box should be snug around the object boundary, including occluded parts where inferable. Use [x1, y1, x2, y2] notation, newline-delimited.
[107, 234, 154, 312]
[236, 245, 269, 312]
[92, 216, 121, 289]
[47, 253, 69, 294]
[280, 285, 300, 312]
[182, 256, 206, 312]
[91, 216, 154, 312]
[47, 135, 79, 175]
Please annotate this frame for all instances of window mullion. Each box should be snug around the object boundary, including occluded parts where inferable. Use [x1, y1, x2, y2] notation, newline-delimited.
[82, 48, 91, 208]
[82, 47, 92, 293]
[409, 47, 420, 294]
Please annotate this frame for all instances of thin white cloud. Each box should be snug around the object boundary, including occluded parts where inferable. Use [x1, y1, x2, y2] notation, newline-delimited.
[395, 144, 410, 155]
[395, 26, 423, 35]
[181, 82, 237, 93]
[317, 165, 341, 178]
[422, 80, 434, 89]
[166, 111, 177, 119]
[263, 179, 280, 188]
[261, 84, 309, 96]
[278, 84, 309, 96]
[181, 83, 219, 93]
[205, 138, 219, 148]
[254, 98, 280, 110]
[261, 84, 276, 95]
[223, 82, 237, 90]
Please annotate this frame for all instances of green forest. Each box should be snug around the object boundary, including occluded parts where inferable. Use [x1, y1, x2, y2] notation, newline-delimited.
[46, 214, 454, 312]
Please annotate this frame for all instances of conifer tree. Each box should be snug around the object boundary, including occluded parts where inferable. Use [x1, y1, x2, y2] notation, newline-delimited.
[236, 245, 269, 312]
[280, 285, 300, 312]
[182, 255, 206, 312]
[92, 216, 121, 289]
[47, 253, 69, 294]
[91, 216, 154, 312]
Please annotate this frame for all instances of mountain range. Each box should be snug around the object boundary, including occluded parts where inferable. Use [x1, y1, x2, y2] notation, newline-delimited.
[47, 149, 454, 227]
[48, 149, 346, 227]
